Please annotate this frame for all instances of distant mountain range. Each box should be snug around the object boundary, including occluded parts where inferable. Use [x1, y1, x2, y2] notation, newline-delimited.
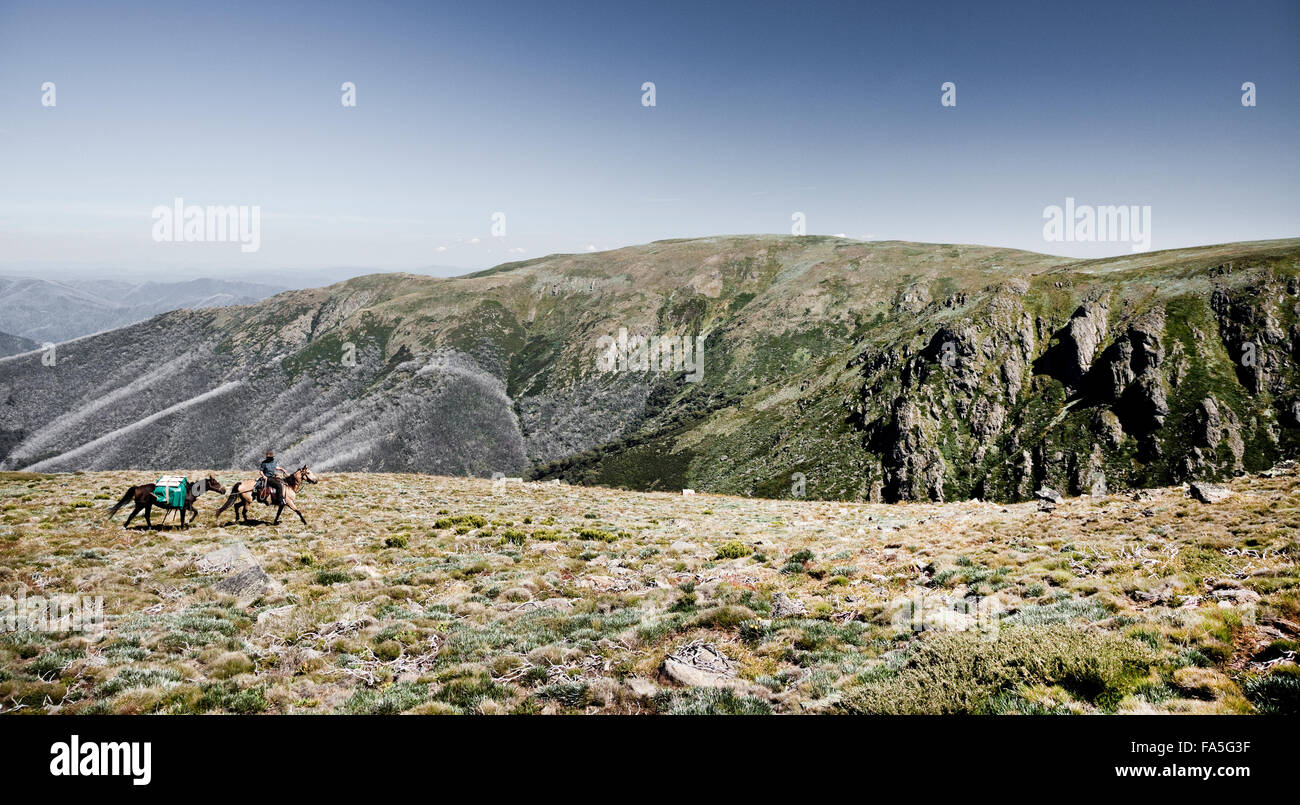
[0, 276, 284, 343]
[0, 331, 38, 358]
[1, 236, 1297, 502]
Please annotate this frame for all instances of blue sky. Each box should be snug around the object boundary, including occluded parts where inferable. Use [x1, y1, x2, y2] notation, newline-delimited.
[0, 0, 1296, 278]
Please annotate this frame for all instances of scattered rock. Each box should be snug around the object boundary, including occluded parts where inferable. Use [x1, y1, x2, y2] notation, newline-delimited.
[1130, 580, 1178, 604]
[213, 565, 278, 604]
[1211, 588, 1260, 607]
[1188, 482, 1231, 504]
[771, 592, 807, 618]
[1037, 500, 1056, 513]
[197, 542, 257, 574]
[1262, 459, 1297, 478]
[1035, 487, 1063, 504]
[661, 641, 737, 687]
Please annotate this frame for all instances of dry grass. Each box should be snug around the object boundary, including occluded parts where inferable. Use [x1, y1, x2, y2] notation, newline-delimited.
[0, 468, 1296, 714]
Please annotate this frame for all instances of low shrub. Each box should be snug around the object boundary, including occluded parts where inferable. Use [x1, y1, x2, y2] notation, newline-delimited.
[840, 625, 1156, 714]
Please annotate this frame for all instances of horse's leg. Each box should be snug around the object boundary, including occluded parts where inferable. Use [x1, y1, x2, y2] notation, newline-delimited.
[274, 503, 284, 525]
[214, 496, 231, 517]
[180, 505, 186, 529]
[144, 504, 153, 529]
[123, 504, 140, 528]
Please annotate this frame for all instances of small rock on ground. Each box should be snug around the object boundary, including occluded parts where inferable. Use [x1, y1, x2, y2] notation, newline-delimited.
[213, 565, 278, 604]
[1189, 482, 1231, 504]
[661, 641, 737, 688]
[1035, 487, 1063, 504]
[771, 592, 807, 618]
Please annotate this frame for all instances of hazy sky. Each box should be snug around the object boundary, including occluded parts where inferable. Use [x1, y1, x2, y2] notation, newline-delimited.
[0, 0, 1296, 279]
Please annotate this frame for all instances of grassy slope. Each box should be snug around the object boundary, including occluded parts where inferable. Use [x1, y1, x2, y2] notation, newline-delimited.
[0, 466, 1296, 714]
[11, 236, 1295, 498]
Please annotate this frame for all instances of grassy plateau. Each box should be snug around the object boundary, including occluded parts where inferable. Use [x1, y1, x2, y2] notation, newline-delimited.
[0, 466, 1297, 715]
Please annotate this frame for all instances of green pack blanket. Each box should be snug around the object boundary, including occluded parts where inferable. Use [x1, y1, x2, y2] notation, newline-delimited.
[152, 476, 187, 508]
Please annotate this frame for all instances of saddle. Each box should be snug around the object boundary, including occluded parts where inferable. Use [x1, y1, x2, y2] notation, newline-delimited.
[256, 477, 278, 504]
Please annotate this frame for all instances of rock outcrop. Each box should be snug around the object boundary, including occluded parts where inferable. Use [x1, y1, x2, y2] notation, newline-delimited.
[850, 245, 1300, 501]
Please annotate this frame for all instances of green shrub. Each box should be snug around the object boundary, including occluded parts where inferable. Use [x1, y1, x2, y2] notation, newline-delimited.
[193, 682, 268, 714]
[502, 529, 527, 546]
[94, 667, 182, 697]
[840, 625, 1156, 714]
[657, 687, 771, 715]
[1243, 666, 1300, 715]
[27, 648, 83, 680]
[573, 527, 617, 543]
[715, 541, 751, 559]
[315, 569, 351, 585]
[434, 514, 487, 530]
[432, 676, 510, 711]
[688, 605, 755, 629]
[337, 682, 430, 715]
[537, 681, 591, 708]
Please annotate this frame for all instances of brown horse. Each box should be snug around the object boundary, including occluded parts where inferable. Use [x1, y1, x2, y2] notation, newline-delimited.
[214, 465, 319, 525]
[107, 475, 227, 529]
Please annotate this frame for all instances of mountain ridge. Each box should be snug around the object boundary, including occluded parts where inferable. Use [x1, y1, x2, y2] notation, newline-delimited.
[0, 275, 284, 343]
[2, 235, 1297, 503]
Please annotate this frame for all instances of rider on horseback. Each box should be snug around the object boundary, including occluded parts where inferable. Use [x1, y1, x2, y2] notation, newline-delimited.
[257, 450, 286, 504]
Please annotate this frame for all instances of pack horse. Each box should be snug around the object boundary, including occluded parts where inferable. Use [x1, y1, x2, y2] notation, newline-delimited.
[107, 475, 227, 529]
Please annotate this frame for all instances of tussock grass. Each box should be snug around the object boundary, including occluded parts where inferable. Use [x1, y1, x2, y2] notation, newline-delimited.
[1, 468, 1296, 714]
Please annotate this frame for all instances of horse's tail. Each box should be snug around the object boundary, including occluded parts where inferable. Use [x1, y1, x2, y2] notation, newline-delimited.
[107, 487, 135, 517]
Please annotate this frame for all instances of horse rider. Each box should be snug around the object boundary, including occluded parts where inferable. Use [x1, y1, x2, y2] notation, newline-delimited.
[257, 450, 286, 504]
